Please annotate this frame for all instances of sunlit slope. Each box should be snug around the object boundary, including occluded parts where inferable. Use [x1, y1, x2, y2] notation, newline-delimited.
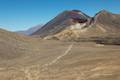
[32, 10, 120, 42]
[0, 29, 71, 67]
[0, 29, 120, 80]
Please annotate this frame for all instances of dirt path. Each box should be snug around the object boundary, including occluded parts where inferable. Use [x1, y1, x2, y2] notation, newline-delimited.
[0, 43, 74, 80]
[42, 43, 73, 71]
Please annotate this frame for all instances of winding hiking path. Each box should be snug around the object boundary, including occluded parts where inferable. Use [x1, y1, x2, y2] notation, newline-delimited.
[0, 43, 74, 77]
[42, 43, 73, 71]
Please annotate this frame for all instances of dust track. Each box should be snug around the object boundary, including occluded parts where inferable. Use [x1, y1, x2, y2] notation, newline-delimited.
[42, 44, 73, 71]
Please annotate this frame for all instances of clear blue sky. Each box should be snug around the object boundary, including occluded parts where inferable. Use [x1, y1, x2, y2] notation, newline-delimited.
[0, 0, 120, 31]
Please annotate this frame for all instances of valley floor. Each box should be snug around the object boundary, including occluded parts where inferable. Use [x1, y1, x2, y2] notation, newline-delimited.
[0, 40, 120, 80]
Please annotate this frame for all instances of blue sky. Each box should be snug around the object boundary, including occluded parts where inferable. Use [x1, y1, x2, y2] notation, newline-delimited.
[0, 0, 120, 31]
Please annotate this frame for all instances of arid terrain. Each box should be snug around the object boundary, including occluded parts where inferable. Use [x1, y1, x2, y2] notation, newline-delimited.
[0, 10, 120, 80]
[0, 29, 120, 80]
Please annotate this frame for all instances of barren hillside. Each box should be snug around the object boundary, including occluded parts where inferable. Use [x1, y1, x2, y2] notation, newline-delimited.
[32, 10, 120, 43]
[0, 9, 120, 80]
[0, 28, 120, 80]
[32, 10, 90, 37]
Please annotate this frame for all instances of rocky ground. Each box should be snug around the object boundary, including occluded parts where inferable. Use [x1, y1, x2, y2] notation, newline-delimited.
[0, 37, 120, 80]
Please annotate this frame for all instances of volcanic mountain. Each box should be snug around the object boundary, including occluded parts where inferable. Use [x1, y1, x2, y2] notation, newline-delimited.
[32, 10, 120, 41]
[92, 10, 120, 35]
[32, 10, 90, 38]
[82, 10, 120, 37]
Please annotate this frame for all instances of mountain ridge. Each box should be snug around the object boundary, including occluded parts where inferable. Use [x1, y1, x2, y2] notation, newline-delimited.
[32, 10, 90, 37]
[32, 9, 120, 41]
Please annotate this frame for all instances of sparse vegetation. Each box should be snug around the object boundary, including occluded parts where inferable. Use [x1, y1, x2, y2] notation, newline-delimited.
[0, 9, 120, 80]
[0, 29, 120, 80]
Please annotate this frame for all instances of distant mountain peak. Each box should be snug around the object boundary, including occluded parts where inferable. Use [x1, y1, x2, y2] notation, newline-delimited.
[72, 9, 81, 12]
[95, 10, 110, 16]
[93, 10, 113, 23]
[62, 10, 90, 19]
[99, 9, 109, 13]
[17, 24, 43, 35]
[96, 9, 120, 16]
[32, 10, 90, 37]
[32, 10, 120, 40]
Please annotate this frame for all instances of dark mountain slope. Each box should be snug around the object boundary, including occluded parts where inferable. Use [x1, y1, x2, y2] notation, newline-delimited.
[32, 10, 90, 37]
[31, 10, 120, 44]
